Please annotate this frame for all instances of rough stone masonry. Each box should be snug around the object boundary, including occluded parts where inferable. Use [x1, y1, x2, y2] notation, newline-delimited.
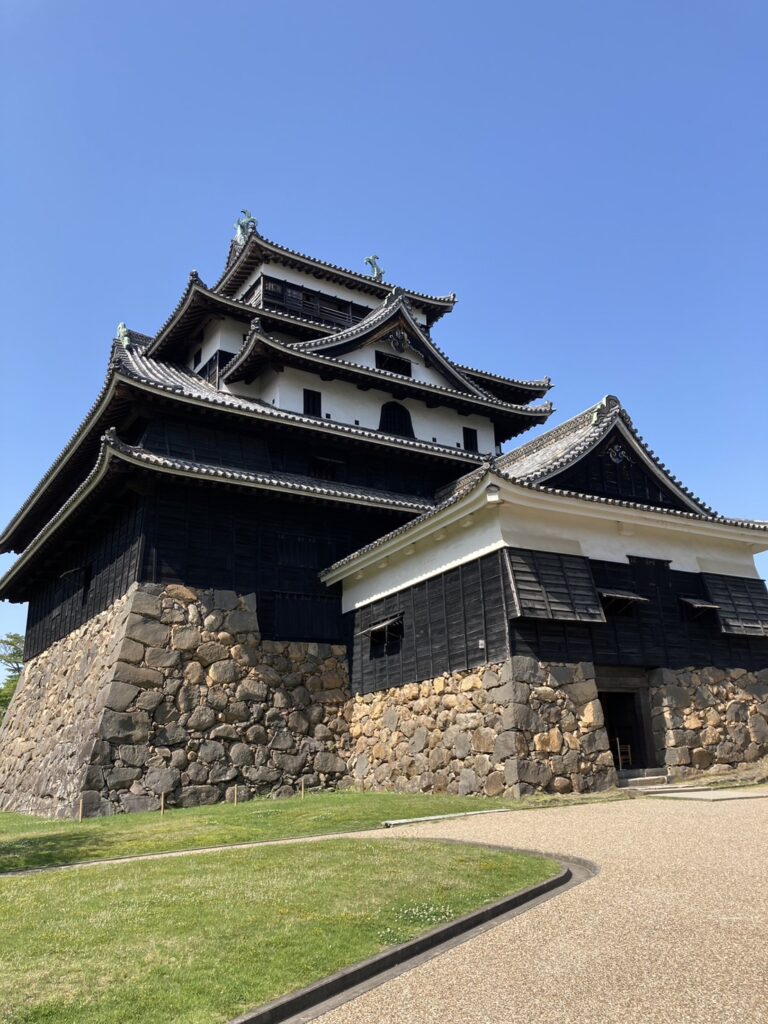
[0, 583, 766, 817]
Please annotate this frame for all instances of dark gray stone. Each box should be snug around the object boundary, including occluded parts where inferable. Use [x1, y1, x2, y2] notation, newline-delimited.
[144, 766, 180, 795]
[125, 615, 170, 648]
[187, 706, 216, 731]
[101, 681, 140, 712]
[314, 752, 346, 774]
[198, 740, 225, 763]
[178, 785, 220, 807]
[229, 742, 254, 766]
[501, 703, 544, 733]
[100, 710, 150, 744]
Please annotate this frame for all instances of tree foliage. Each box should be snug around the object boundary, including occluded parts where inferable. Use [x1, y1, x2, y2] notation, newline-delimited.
[0, 632, 24, 721]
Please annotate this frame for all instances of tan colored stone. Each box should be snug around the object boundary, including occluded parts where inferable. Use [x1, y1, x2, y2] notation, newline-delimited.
[534, 727, 563, 754]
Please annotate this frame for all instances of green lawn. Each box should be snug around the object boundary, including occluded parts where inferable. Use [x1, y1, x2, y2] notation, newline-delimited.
[0, 837, 559, 1024]
[0, 790, 615, 873]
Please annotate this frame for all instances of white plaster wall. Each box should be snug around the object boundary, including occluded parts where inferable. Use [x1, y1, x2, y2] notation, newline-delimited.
[341, 513, 506, 612]
[498, 503, 760, 577]
[188, 318, 248, 370]
[340, 495, 762, 611]
[227, 366, 497, 452]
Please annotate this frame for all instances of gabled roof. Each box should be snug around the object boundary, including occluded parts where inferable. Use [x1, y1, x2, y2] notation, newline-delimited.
[221, 308, 553, 432]
[321, 397, 768, 579]
[213, 230, 456, 324]
[0, 429, 430, 601]
[287, 290, 487, 397]
[455, 364, 552, 404]
[497, 395, 714, 515]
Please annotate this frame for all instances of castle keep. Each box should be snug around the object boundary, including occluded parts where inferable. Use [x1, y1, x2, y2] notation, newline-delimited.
[1, 216, 766, 816]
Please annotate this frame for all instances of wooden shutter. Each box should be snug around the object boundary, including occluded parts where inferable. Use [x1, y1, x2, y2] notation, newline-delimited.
[702, 573, 768, 637]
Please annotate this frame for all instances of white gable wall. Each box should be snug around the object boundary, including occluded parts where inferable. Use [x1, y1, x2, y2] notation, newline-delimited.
[344, 339, 461, 389]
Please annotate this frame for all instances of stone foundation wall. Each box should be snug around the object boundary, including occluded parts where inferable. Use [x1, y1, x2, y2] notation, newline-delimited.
[348, 658, 617, 797]
[0, 583, 350, 817]
[0, 590, 137, 816]
[2, 583, 767, 819]
[649, 666, 768, 775]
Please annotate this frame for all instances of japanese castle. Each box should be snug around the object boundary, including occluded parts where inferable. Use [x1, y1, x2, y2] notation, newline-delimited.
[1, 214, 766, 817]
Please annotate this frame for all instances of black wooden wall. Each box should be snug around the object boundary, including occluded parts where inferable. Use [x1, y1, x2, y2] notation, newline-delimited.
[140, 415, 462, 499]
[511, 556, 768, 671]
[350, 550, 768, 693]
[350, 550, 514, 694]
[141, 479, 407, 644]
[24, 495, 145, 659]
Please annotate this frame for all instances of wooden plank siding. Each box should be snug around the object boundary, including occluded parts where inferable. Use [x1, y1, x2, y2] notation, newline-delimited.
[25, 496, 145, 659]
[349, 550, 513, 694]
[351, 550, 768, 693]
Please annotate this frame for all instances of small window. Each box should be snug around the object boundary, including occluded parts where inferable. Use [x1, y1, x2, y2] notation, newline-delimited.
[303, 389, 322, 417]
[379, 401, 414, 438]
[375, 351, 412, 377]
[598, 588, 648, 619]
[366, 614, 404, 659]
[192, 349, 202, 369]
[463, 427, 479, 452]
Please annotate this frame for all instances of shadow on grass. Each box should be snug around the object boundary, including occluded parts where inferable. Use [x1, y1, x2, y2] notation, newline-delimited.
[0, 826, 122, 873]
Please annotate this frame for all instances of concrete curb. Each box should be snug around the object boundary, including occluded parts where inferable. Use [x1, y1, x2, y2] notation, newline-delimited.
[229, 845, 595, 1024]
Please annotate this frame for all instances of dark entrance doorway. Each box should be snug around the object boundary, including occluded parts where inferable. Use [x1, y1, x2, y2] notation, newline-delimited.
[599, 691, 652, 769]
[594, 665, 657, 771]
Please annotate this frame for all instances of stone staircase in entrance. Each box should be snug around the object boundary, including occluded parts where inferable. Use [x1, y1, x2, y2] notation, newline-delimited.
[617, 767, 669, 790]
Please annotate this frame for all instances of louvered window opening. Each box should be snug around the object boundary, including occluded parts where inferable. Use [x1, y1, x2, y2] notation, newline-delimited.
[702, 573, 768, 637]
[505, 548, 606, 623]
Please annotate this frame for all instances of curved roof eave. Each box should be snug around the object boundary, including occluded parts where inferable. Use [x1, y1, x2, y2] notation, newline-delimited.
[0, 431, 432, 600]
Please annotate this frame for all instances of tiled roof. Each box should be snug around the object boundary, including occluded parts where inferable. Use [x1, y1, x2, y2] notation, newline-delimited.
[497, 395, 714, 515]
[456, 364, 552, 394]
[0, 431, 430, 599]
[214, 230, 456, 314]
[0, 337, 489, 552]
[109, 434, 433, 511]
[113, 344, 494, 459]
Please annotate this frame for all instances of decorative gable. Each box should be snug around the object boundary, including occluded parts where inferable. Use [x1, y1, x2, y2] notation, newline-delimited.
[545, 426, 693, 512]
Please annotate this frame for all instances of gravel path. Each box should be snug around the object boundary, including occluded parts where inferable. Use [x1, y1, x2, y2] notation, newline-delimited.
[316, 797, 768, 1024]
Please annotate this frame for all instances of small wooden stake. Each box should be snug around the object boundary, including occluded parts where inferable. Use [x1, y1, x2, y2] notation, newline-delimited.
[234, 785, 238, 806]
[78, 796, 84, 823]
[160, 791, 165, 815]
[301, 777, 305, 800]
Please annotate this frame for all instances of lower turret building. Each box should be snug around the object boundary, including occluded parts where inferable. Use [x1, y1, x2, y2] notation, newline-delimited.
[0, 218, 766, 816]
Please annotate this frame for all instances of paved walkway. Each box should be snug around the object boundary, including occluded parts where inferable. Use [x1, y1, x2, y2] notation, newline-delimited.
[316, 798, 768, 1024]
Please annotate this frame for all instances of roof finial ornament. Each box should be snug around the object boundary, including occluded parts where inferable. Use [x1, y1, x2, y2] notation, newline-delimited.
[590, 394, 620, 424]
[115, 323, 131, 348]
[234, 209, 258, 246]
[364, 255, 385, 282]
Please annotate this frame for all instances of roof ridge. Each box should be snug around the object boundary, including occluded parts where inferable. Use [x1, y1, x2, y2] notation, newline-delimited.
[213, 230, 457, 306]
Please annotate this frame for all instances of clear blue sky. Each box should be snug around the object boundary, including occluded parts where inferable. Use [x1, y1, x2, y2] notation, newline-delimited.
[1, 0, 766, 636]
